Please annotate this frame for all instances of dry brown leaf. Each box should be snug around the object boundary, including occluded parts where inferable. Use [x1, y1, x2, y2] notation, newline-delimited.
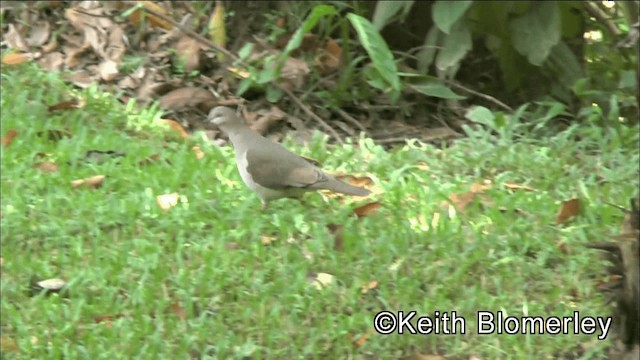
[170, 302, 186, 320]
[470, 182, 492, 193]
[4, 24, 28, 51]
[98, 60, 119, 81]
[279, 57, 310, 91]
[71, 175, 105, 189]
[308, 272, 335, 290]
[361, 280, 379, 294]
[2, 129, 18, 148]
[336, 175, 373, 188]
[316, 38, 342, 75]
[161, 119, 189, 138]
[352, 332, 369, 348]
[250, 106, 287, 135]
[0, 336, 19, 353]
[556, 198, 580, 225]
[158, 87, 217, 112]
[448, 191, 477, 211]
[555, 240, 570, 254]
[2, 52, 30, 65]
[261, 236, 277, 246]
[65, 71, 94, 88]
[38, 52, 64, 71]
[175, 36, 201, 72]
[354, 201, 381, 218]
[27, 21, 51, 47]
[129, 1, 173, 30]
[503, 182, 536, 192]
[208, 1, 226, 59]
[139, 153, 162, 166]
[34, 161, 59, 173]
[48, 99, 85, 112]
[192, 146, 205, 159]
[156, 192, 179, 211]
[402, 354, 446, 360]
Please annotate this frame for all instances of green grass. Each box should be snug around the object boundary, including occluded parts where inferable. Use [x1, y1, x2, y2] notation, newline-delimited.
[1, 63, 638, 359]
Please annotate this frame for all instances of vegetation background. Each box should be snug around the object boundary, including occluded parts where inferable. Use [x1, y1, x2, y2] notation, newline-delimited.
[1, 1, 638, 359]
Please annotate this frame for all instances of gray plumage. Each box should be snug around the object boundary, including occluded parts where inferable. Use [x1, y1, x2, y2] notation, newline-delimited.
[208, 106, 371, 206]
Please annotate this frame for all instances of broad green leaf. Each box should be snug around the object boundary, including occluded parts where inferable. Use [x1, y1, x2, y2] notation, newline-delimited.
[237, 43, 253, 60]
[435, 20, 472, 71]
[509, 2, 561, 66]
[347, 13, 401, 94]
[266, 85, 283, 103]
[432, 0, 473, 34]
[410, 82, 465, 99]
[372, 1, 414, 31]
[417, 26, 441, 73]
[465, 106, 495, 127]
[283, 5, 337, 56]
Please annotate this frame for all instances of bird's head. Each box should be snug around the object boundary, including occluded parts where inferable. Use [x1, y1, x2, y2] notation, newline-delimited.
[208, 106, 242, 129]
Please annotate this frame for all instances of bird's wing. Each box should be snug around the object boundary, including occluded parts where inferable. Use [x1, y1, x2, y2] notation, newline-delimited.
[245, 148, 329, 189]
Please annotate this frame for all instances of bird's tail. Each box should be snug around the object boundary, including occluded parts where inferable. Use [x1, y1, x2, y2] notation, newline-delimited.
[322, 178, 371, 196]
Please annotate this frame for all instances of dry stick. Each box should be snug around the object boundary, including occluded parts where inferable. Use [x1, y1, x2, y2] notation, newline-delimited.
[281, 87, 344, 144]
[141, 6, 344, 144]
[335, 108, 367, 133]
[443, 80, 513, 112]
[584, 2, 621, 37]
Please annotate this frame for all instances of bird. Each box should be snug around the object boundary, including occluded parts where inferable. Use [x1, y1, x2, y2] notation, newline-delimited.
[208, 106, 371, 208]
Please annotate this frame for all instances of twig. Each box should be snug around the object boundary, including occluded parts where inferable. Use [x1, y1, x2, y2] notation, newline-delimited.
[584, 1, 621, 37]
[282, 87, 344, 144]
[140, 5, 344, 143]
[335, 108, 367, 133]
[443, 79, 513, 112]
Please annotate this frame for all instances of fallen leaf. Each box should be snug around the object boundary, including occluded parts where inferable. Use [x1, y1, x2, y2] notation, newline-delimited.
[129, 1, 173, 30]
[27, 21, 51, 47]
[37, 51, 64, 71]
[316, 38, 342, 75]
[308, 272, 335, 290]
[0, 336, 19, 353]
[354, 201, 381, 218]
[352, 332, 368, 348]
[48, 99, 85, 112]
[470, 181, 492, 193]
[139, 153, 162, 166]
[156, 192, 179, 212]
[4, 24, 28, 51]
[34, 161, 59, 173]
[402, 354, 446, 360]
[161, 119, 189, 138]
[556, 198, 580, 225]
[175, 35, 201, 72]
[336, 175, 373, 188]
[192, 146, 205, 159]
[503, 182, 536, 191]
[1, 52, 30, 65]
[361, 280, 379, 294]
[71, 175, 106, 189]
[158, 87, 217, 113]
[98, 59, 119, 81]
[171, 302, 186, 320]
[208, 1, 226, 58]
[31, 278, 66, 295]
[261, 236, 277, 246]
[2, 129, 18, 148]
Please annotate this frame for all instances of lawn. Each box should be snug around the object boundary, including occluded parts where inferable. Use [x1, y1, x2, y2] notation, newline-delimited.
[1, 64, 638, 359]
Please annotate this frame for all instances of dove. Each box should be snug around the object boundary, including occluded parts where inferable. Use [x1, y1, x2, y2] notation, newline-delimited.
[208, 106, 371, 208]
